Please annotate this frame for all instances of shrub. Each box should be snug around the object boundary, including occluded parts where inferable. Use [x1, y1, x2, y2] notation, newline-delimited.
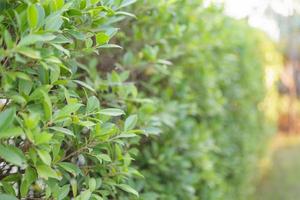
[0, 0, 141, 199]
[0, 0, 278, 200]
[111, 1, 275, 199]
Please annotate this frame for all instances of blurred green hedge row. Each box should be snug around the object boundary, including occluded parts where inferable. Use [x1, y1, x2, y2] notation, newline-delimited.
[0, 0, 275, 199]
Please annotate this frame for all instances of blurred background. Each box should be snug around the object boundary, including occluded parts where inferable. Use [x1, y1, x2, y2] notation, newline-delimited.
[217, 0, 300, 199]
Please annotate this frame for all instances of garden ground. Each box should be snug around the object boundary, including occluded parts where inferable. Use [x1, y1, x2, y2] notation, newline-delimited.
[254, 134, 300, 200]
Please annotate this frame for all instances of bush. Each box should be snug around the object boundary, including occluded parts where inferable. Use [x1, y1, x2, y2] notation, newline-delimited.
[0, 0, 141, 199]
[0, 0, 278, 200]
[112, 1, 273, 199]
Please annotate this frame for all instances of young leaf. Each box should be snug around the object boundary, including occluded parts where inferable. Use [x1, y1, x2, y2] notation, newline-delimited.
[117, 184, 139, 197]
[0, 107, 15, 131]
[42, 91, 52, 121]
[57, 162, 81, 176]
[58, 184, 70, 200]
[124, 115, 138, 131]
[27, 4, 39, 29]
[73, 80, 95, 92]
[99, 108, 125, 116]
[0, 194, 18, 200]
[0, 144, 26, 167]
[18, 34, 56, 46]
[53, 103, 83, 121]
[86, 96, 100, 114]
[50, 127, 74, 137]
[34, 131, 53, 145]
[96, 32, 109, 46]
[36, 164, 60, 180]
[16, 47, 41, 59]
[37, 149, 52, 165]
[0, 127, 23, 139]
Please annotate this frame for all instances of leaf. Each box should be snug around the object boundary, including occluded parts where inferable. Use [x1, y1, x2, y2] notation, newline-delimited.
[37, 149, 52, 165]
[124, 115, 137, 131]
[53, 103, 83, 121]
[117, 184, 139, 197]
[36, 164, 61, 180]
[71, 178, 77, 197]
[96, 32, 109, 46]
[78, 121, 95, 127]
[98, 44, 122, 49]
[50, 127, 74, 137]
[17, 47, 41, 59]
[58, 162, 81, 176]
[4, 29, 13, 49]
[0, 144, 26, 167]
[115, 11, 136, 18]
[42, 91, 52, 121]
[89, 178, 96, 191]
[0, 194, 18, 200]
[14, 72, 31, 80]
[0, 127, 23, 139]
[27, 4, 39, 29]
[18, 34, 56, 46]
[73, 80, 95, 92]
[114, 133, 137, 139]
[21, 167, 37, 197]
[78, 190, 91, 200]
[96, 154, 111, 162]
[99, 108, 125, 116]
[86, 96, 100, 114]
[58, 184, 70, 200]
[45, 12, 63, 31]
[34, 131, 53, 145]
[118, 0, 137, 9]
[0, 107, 15, 131]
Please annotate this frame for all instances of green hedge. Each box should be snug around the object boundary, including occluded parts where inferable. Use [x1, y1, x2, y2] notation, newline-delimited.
[0, 0, 275, 200]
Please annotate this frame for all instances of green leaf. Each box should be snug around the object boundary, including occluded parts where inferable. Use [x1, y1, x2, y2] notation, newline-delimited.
[27, 4, 39, 29]
[71, 178, 77, 197]
[124, 115, 137, 131]
[0, 144, 26, 167]
[86, 96, 100, 114]
[73, 80, 95, 92]
[41, 91, 52, 121]
[99, 108, 125, 116]
[96, 32, 109, 46]
[16, 47, 41, 59]
[98, 44, 122, 49]
[21, 167, 37, 197]
[58, 162, 81, 176]
[117, 184, 139, 197]
[116, 11, 136, 18]
[34, 131, 53, 145]
[78, 121, 95, 127]
[4, 29, 13, 49]
[54, 103, 83, 121]
[18, 34, 56, 46]
[37, 149, 52, 165]
[50, 126, 74, 137]
[96, 154, 111, 162]
[0, 107, 15, 131]
[0, 194, 18, 200]
[77, 190, 91, 200]
[89, 178, 96, 191]
[58, 184, 70, 200]
[45, 12, 63, 31]
[0, 127, 24, 139]
[118, 0, 137, 9]
[36, 164, 60, 180]
[114, 133, 137, 139]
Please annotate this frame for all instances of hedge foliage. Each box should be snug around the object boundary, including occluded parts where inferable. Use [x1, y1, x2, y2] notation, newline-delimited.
[0, 0, 277, 200]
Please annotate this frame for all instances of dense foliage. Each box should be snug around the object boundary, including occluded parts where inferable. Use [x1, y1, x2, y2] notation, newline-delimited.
[0, 0, 278, 200]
